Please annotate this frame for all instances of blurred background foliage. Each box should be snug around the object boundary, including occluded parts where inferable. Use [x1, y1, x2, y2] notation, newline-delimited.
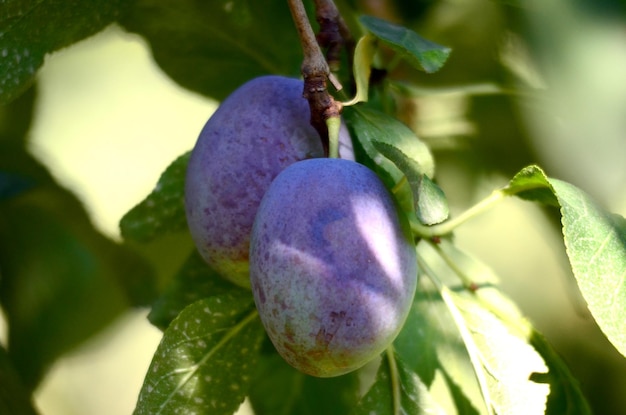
[1, 0, 626, 413]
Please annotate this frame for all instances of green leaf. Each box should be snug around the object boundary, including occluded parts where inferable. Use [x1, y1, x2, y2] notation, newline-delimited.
[0, 86, 156, 383]
[0, 0, 129, 104]
[120, 0, 306, 100]
[0, 82, 155, 389]
[392, 287, 439, 387]
[148, 250, 250, 330]
[134, 294, 265, 415]
[0, 170, 35, 201]
[417, 175, 449, 225]
[343, 34, 377, 106]
[343, 106, 434, 185]
[0, 87, 52, 185]
[0, 187, 148, 388]
[505, 165, 626, 359]
[358, 15, 451, 73]
[417, 239, 591, 414]
[550, 179, 626, 356]
[441, 288, 549, 414]
[530, 333, 592, 415]
[249, 349, 360, 415]
[120, 151, 189, 243]
[353, 350, 445, 415]
[504, 165, 559, 206]
[0, 345, 38, 415]
[373, 140, 448, 225]
[395, 270, 485, 414]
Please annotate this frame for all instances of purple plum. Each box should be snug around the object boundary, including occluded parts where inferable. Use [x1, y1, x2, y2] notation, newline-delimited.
[249, 158, 418, 377]
[185, 75, 352, 287]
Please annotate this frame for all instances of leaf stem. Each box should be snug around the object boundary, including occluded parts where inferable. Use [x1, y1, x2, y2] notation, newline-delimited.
[411, 189, 506, 238]
[427, 240, 475, 289]
[391, 175, 407, 195]
[385, 347, 401, 415]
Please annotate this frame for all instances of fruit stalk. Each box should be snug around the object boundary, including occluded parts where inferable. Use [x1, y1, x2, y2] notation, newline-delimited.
[326, 116, 341, 158]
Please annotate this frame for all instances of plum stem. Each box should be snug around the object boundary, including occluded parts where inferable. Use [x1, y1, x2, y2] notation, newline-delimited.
[288, 0, 343, 156]
[326, 116, 341, 158]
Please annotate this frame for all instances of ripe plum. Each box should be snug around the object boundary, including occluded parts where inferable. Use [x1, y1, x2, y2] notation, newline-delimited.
[249, 158, 417, 377]
[185, 75, 351, 287]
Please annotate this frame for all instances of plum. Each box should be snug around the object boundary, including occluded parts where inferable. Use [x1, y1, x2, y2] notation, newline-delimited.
[249, 158, 418, 377]
[185, 75, 352, 287]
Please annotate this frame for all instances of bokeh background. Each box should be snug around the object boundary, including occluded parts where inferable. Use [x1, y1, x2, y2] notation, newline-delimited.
[1, 0, 626, 413]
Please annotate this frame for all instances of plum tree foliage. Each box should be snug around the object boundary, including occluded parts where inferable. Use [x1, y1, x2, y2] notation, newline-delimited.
[1, 1, 626, 415]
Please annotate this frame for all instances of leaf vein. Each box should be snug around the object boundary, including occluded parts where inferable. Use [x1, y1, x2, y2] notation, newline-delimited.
[155, 308, 258, 414]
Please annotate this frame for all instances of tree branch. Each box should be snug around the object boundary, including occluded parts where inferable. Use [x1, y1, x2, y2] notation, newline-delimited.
[313, 0, 355, 79]
[288, 0, 343, 156]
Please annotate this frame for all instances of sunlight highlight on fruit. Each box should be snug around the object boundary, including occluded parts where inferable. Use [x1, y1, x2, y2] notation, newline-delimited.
[250, 158, 417, 377]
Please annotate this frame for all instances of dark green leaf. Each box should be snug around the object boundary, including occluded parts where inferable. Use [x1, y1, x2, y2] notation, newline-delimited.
[0, 86, 52, 186]
[353, 351, 445, 415]
[530, 332, 592, 415]
[0, 187, 147, 389]
[134, 295, 265, 415]
[120, 151, 189, 243]
[1, 83, 156, 385]
[0, 345, 38, 415]
[373, 140, 448, 225]
[505, 165, 626, 358]
[0, 1, 129, 104]
[343, 106, 434, 189]
[1, 149, 158, 311]
[0, 84, 36, 143]
[359, 15, 451, 73]
[118, 151, 196, 305]
[249, 349, 360, 415]
[1, 82, 158, 390]
[393, 288, 439, 386]
[120, 0, 306, 100]
[0, 170, 35, 200]
[148, 250, 250, 330]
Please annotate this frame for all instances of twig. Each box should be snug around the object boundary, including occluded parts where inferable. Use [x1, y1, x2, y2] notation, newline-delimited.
[313, 0, 355, 89]
[288, 0, 343, 156]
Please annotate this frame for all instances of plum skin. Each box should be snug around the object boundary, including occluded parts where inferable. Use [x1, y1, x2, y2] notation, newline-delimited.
[185, 75, 353, 288]
[249, 158, 418, 377]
